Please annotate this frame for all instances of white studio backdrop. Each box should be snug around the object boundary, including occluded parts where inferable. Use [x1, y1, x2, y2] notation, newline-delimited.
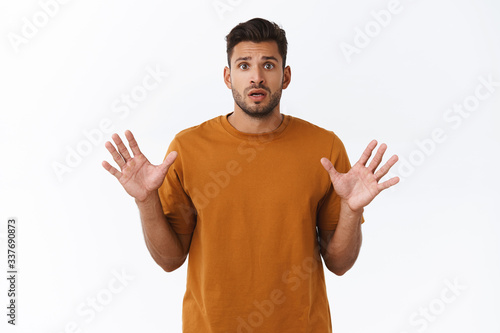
[1, 0, 499, 332]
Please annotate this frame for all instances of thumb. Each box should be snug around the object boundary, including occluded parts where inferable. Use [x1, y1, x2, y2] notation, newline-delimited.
[159, 151, 178, 175]
[320, 157, 340, 180]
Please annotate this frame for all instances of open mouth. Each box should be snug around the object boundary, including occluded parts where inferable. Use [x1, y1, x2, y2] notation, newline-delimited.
[248, 89, 267, 102]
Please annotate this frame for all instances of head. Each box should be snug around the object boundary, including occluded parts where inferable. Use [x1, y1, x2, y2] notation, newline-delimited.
[226, 18, 288, 70]
[224, 18, 291, 119]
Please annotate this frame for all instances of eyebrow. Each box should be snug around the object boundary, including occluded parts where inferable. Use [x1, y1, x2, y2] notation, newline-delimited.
[234, 56, 279, 63]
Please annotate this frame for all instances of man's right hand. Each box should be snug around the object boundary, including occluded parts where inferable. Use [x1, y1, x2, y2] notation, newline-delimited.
[102, 130, 177, 202]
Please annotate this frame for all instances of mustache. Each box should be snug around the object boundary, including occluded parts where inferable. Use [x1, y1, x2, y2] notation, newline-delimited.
[244, 85, 271, 94]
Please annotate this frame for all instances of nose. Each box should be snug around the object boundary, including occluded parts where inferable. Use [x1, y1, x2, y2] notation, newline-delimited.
[250, 67, 265, 86]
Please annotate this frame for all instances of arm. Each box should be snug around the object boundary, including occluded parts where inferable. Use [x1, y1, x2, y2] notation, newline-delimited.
[318, 201, 363, 276]
[102, 130, 192, 272]
[136, 193, 192, 272]
[319, 140, 399, 276]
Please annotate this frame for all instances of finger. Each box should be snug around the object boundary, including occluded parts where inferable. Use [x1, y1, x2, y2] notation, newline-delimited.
[357, 140, 378, 166]
[374, 154, 399, 181]
[125, 130, 142, 157]
[102, 160, 122, 180]
[320, 157, 341, 180]
[104, 141, 126, 169]
[367, 143, 387, 172]
[377, 176, 400, 192]
[158, 151, 178, 175]
[164, 151, 178, 167]
[112, 133, 132, 161]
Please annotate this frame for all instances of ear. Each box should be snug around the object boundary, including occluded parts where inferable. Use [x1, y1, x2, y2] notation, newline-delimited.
[223, 66, 232, 89]
[282, 65, 291, 89]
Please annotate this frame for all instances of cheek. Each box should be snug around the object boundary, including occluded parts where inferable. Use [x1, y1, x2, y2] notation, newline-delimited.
[231, 77, 247, 90]
[269, 76, 284, 89]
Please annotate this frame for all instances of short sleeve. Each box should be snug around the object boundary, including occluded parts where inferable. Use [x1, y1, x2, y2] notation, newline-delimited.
[157, 137, 197, 234]
[317, 134, 365, 231]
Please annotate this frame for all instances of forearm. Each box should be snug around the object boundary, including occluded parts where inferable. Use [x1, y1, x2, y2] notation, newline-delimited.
[135, 192, 186, 272]
[323, 200, 363, 275]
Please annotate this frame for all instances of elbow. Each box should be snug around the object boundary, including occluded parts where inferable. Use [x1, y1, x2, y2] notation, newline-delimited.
[322, 246, 361, 276]
[323, 254, 356, 276]
[160, 260, 184, 273]
[157, 256, 187, 273]
[331, 267, 347, 276]
[161, 264, 180, 273]
[325, 264, 350, 276]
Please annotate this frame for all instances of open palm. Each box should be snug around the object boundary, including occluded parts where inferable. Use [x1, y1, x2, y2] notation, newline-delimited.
[102, 130, 177, 202]
[321, 140, 399, 212]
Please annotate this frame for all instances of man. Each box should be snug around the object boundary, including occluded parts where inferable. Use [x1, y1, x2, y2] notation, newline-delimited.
[102, 18, 399, 332]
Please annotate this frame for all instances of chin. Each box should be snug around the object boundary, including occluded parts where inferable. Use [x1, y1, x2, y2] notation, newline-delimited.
[243, 109, 274, 119]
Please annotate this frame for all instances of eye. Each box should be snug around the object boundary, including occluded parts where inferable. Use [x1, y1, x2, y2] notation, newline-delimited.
[264, 63, 274, 70]
[239, 63, 249, 70]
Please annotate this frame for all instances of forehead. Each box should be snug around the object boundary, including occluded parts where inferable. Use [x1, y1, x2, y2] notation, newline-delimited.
[231, 41, 281, 64]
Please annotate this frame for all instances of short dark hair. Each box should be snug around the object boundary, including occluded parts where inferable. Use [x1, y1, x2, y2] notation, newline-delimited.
[225, 18, 288, 69]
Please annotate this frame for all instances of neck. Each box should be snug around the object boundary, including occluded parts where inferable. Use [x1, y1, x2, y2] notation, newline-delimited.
[227, 108, 283, 134]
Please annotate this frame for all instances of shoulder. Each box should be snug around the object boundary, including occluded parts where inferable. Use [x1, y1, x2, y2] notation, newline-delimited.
[170, 114, 222, 146]
[289, 115, 341, 143]
[164, 115, 221, 155]
[288, 115, 349, 160]
[175, 115, 220, 138]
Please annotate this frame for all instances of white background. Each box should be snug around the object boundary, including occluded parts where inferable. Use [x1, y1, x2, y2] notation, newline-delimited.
[1, 0, 499, 332]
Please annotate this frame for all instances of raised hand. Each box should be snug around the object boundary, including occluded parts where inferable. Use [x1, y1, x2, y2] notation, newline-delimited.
[320, 140, 399, 212]
[102, 130, 177, 202]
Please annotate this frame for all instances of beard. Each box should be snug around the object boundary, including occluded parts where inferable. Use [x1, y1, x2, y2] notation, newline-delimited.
[232, 84, 282, 119]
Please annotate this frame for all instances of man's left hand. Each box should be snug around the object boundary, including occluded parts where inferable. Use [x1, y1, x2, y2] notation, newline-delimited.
[320, 140, 399, 212]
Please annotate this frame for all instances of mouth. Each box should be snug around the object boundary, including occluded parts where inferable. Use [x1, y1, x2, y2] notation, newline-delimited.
[248, 89, 267, 102]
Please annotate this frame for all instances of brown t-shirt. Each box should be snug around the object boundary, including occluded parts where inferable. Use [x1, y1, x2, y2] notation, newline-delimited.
[158, 112, 360, 332]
